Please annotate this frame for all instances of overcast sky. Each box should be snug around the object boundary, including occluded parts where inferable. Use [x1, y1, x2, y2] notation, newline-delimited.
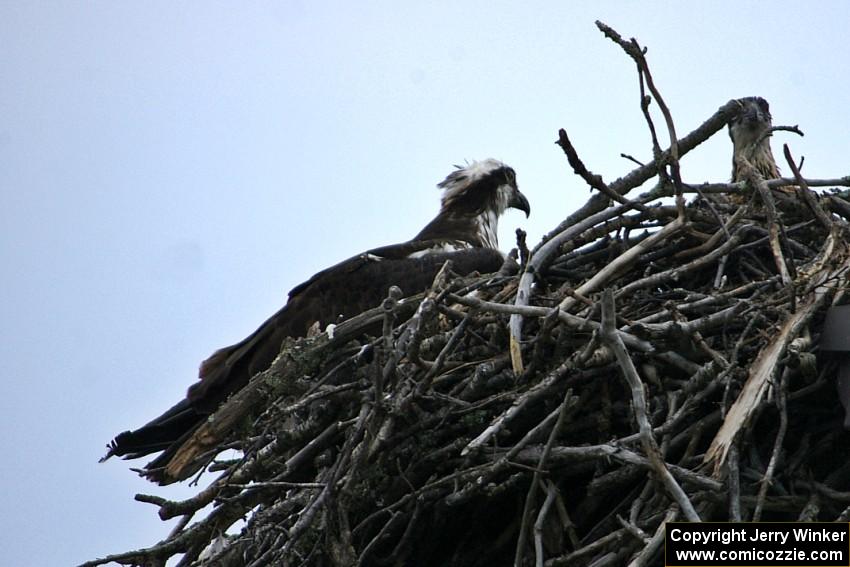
[2, 2, 849, 566]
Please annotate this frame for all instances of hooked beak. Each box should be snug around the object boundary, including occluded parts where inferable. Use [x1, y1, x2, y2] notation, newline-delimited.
[509, 189, 531, 218]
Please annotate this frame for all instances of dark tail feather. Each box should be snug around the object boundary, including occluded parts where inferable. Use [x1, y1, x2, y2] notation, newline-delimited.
[101, 398, 204, 462]
[136, 421, 208, 484]
[99, 312, 289, 483]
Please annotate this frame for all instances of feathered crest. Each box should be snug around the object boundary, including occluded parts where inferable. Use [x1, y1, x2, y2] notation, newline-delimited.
[435, 159, 518, 215]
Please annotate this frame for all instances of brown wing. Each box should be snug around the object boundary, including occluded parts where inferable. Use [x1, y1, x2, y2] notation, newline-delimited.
[104, 245, 505, 482]
[189, 246, 504, 409]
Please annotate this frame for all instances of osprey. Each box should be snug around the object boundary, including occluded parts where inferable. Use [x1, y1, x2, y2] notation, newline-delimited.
[729, 96, 780, 182]
[103, 159, 529, 483]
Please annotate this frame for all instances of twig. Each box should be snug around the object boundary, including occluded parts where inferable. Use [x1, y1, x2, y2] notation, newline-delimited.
[706, 236, 849, 470]
[738, 157, 793, 285]
[516, 228, 530, 268]
[755, 124, 805, 148]
[558, 214, 685, 312]
[621, 153, 645, 167]
[727, 441, 742, 521]
[533, 481, 559, 567]
[557, 128, 653, 215]
[783, 144, 832, 229]
[599, 289, 699, 521]
[515, 386, 575, 566]
[595, 20, 685, 211]
[627, 507, 678, 567]
[752, 372, 789, 521]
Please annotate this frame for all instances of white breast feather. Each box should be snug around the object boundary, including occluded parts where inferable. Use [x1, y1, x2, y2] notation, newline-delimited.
[407, 241, 472, 258]
[477, 209, 500, 249]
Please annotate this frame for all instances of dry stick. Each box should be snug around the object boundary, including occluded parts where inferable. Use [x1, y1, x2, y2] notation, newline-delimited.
[382, 501, 422, 566]
[633, 278, 772, 324]
[226, 481, 325, 490]
[783, 144, 833, 229]
[616, 231, 742, 299]
[351, 462, 491, 538]
[737, 157, 793, 285]
[705, 235, 849, 470]
[752, 372, 789, 522]
[273, 382, 363, 420]
[636, 70, 665, 170]
[599, 288, 699, 521]
[369, 263, 454, 455]
[461, 357, 575, 457]
[727, 442, 742, 522]
[714, 253, 730, 289]
[691, 181, 738, 247]
[510, 199, 644, 373]
[534, 92, 741, 254]
[621, 153, 645, 167]
[461, 293, 703, 455]
[81, 483, 265, 567]
[167, 511, 195, 542]
[627, 507, 679, 567]
[756, 125, 805, 148]
[798, 481, 850, 504]
[517, 227, 530, 268]
[556, 128, 653, 215]
[444, 392, 576, 509]
[676, 207, 746, 261]
[690, 177, 850, 194]
[626, 303, 744, 339]
[618, 515, 650, 543]
[596, 21, 686, 211]
[514, 386, 574, 567]
[630, 481, 655, 526]
[510, 98, 744, 373]
[282, 404, 372, 556]
[415, 314, 471, 395]
[797, 494, 821, 522]
[558, 214, 685, 313]
[546, 529, 629, 567]
[155, 416, 347, 521]
[510, 31, 737, 374]
[553, 491, 581, 551]
[378, 285, 403, 398]
[534, 481, 559, 567]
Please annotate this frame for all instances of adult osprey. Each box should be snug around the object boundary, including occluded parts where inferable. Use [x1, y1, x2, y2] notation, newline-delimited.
[103, 159, 529, 483]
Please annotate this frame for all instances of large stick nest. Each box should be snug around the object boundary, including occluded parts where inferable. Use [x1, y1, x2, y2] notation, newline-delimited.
[86, 22, 850, 567]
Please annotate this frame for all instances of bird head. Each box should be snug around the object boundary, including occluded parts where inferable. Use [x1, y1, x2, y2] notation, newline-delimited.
[413, 159, 529, 250]
[728, 96, 773, 150]
[437, 159, 530, 219]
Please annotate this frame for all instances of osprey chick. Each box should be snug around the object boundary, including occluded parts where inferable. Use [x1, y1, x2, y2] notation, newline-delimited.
[104, 159, 529, 484]
[729, 96, 780, 182]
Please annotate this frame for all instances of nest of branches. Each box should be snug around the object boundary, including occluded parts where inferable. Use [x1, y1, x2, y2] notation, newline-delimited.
[87, 22, 850, 567]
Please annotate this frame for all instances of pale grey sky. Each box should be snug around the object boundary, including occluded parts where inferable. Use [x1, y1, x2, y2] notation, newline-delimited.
[1, 2, 848, 565]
